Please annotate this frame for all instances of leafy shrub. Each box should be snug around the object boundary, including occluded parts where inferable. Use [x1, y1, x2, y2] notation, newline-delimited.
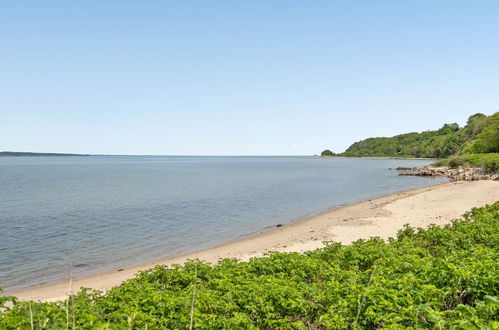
[433, 159, 448, 167]
[433, 153, 499, 173]
[447, 156, 469, 168]
[464, 153, 499, 173]
[1, 202, 498, 328]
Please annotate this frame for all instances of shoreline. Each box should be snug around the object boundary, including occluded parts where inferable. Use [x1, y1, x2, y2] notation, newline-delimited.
[319, 156, 439, 160]
[4, 180, 498, 302]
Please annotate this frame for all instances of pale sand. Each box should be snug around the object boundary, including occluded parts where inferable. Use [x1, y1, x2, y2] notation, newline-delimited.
[5, 180, 498, 302]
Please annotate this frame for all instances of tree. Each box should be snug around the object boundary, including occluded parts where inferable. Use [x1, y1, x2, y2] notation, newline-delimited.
[467, 113, 486, 126]
[321, 149, 335, 157]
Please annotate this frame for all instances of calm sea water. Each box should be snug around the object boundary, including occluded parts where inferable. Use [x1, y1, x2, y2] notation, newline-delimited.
[0, 156, 446, 291]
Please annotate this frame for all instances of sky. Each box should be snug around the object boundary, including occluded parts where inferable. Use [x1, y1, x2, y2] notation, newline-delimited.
[1, 1, 498, 155]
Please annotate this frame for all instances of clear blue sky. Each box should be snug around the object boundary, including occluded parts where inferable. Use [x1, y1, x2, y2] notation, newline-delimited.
[1, 1, 498, 155]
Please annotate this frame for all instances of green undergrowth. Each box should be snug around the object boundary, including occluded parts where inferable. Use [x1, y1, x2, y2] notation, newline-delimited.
[1, 202, 498, 329]
[434, 153, 499, 173]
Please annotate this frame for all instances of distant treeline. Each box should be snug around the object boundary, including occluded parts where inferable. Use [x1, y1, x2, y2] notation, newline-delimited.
[0, 151, 89, 157]
[324, 112, 498, 158]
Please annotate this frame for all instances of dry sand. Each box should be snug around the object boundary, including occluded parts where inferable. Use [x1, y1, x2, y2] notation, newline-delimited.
[5, 180, 498, 302]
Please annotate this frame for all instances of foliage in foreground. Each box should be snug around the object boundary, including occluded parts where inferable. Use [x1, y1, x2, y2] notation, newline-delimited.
[338, 112, 498, 158]
[433, 153, 499, 173]
[1, 202, 498, 329]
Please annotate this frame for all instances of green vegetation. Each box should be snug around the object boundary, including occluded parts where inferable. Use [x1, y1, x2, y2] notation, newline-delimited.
[338, 112, 499, 158]
[434, 153, 499, 173]
[320, 149, 335, 157]
[2, 202, 498, 329]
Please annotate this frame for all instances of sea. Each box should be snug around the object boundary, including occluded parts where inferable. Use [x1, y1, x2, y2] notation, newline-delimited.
[0, 156, 447, 291]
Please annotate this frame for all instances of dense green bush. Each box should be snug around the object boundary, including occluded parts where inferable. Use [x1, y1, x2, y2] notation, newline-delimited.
[447, 156, 469, 169]
[433, 153, 499, 173]
[1, 202, 498, 328]
[320, 149, 335, 157]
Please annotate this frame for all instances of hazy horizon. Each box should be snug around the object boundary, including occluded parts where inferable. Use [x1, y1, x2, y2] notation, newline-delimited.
[2, 1, 498, 155]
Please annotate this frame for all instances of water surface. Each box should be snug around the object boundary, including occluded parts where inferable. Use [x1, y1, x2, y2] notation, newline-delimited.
[0, 156, 446, 291]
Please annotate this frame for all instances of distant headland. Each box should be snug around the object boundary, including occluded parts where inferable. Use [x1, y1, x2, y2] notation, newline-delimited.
[0, 151, 89, 157]
[321, 111, 498, 158]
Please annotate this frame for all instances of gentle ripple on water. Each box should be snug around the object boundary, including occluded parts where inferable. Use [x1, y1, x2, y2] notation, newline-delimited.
[0, 156, 447, 291]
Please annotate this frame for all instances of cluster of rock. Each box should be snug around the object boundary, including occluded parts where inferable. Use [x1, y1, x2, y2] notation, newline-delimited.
[394, 166, 499, 181]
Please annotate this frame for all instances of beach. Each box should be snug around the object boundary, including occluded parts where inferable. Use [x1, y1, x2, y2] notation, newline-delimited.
[6, 179, 499, 302]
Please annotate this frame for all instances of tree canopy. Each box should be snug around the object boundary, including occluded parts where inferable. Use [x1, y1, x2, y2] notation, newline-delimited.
[320, 149, 335, 157]
[335, 112, 498, 158]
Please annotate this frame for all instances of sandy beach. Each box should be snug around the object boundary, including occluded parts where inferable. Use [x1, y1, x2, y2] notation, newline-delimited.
[5, 180, 499, 302]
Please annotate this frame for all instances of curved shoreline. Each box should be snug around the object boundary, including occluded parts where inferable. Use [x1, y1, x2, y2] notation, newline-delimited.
[4, 180, 499, 302]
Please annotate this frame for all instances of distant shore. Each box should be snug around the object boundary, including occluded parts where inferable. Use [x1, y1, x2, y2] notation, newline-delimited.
[5, 180, 498, 302]
[0, 151, 89, 157]
[319, 155, 439, 160]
